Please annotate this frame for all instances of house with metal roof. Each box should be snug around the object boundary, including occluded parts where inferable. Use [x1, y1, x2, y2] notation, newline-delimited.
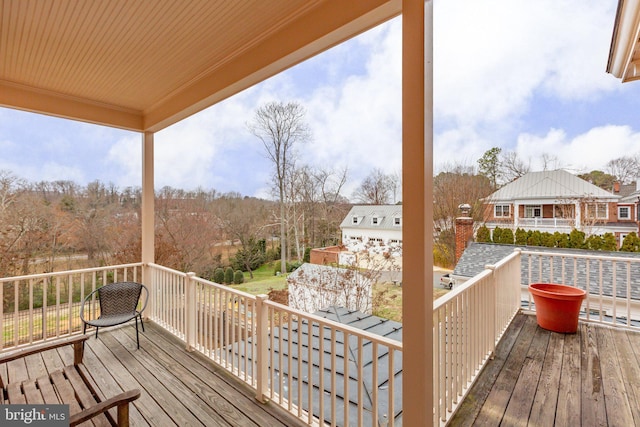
[483, 169, 639, 245]
[340, 205, 403, 249]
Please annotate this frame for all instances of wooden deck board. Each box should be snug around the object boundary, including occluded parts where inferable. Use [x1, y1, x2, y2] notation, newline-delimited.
[84, 322, 306, 427]
[473, 315, 538, 425]
[449, 314, 527, 427]
[581, 323, 607, 427]
[449, 313, 640, 426]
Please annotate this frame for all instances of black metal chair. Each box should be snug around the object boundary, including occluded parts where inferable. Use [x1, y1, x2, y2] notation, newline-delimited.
[80, 281, 149, 349]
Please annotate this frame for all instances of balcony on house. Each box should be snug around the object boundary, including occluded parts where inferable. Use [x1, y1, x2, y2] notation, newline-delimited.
[2, 248, 639, 426]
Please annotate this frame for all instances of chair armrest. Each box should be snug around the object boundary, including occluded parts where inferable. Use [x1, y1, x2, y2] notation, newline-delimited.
[0, 335, 89, 365]
[69, 389, 141, 426]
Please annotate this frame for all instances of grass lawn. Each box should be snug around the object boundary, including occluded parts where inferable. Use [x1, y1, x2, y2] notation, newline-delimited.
[229, 262, 287, 295]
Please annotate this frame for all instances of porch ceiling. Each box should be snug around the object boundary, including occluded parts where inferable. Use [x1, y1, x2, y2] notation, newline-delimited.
[608, 0, 640, 82]
[0, 0, 400, 132]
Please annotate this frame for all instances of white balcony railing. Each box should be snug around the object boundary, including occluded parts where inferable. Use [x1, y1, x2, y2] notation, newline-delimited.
[516, 218, 574, 229]
[433, 250, 522, 425]
[521, 250, 640, 328]
[146, 263, 403, 426]
[3, 249, 638, 426]
[0, 263, 142, 350]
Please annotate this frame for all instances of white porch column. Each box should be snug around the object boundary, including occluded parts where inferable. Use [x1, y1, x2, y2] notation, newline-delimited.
[575, 200, 581, 229]
[513, 202, 519, 228]
[403, 1, 433, 426]
[141, 132, 155, 285]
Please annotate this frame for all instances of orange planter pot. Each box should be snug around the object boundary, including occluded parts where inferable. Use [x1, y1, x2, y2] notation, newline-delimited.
[528, 283, 586, 333]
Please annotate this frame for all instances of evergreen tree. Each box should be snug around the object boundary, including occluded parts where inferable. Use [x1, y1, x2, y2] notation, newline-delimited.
[514, 228, 528, 245]
[224, 266, 234, 284]
[476, 225, 491, 243]
[568, 229, 586, 249]
[621, 232, 640, 252]
[492, 227, 503, 244]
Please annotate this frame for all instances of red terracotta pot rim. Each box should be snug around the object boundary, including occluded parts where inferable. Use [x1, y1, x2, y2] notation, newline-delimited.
[528, 283, 586, 300]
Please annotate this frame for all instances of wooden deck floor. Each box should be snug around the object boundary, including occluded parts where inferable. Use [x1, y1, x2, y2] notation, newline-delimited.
[3, 322, 306, 427]
[450, 313, 640, 427]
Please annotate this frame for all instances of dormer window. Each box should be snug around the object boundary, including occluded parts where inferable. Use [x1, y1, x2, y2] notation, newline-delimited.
[352, 215, 359, 225]
[394, 216, 401, 226]
[372, 216, 379, 225]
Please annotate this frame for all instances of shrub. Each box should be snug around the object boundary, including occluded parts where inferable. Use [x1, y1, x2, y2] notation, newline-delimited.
[476, 225, 491, 243]
[224, 267, 234, 284]
[527, 230, 542, 246]
[601, 232, 618, 251]
[213, 267, 225, 284]
[492, 227, 503, 243]
[514, 228, 528, 245]
[552, 231, 569, 248]
[497, 228, 514, 244]
[540, 232, 554, 248]
[303, 247, 311, 263]
[233, 270, 244, 284]
[568, 229, 586, 249]
[585, 234, 603, 250]
[621, 232, 640, 252]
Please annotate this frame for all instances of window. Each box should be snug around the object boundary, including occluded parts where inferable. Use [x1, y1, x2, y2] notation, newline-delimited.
[394, 217, 401, 226]
[618, 206, 631, 220]
[494, 205, 510, 217]
[524, 205, 542, 218]
[390, 239, 402, 245]
[586, 203, 608, 219]
[352, 216, 359, 224]
[372, 216, 379, 225]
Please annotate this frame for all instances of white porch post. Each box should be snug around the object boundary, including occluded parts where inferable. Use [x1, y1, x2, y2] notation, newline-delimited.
[403, 0, 433, 426]
[141, 132, 155, 315]
[575, 201, 581, 229]
[513, 202, 519, 228]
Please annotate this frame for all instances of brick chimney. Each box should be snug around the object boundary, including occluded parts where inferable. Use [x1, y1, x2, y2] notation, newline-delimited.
[613, 181, 620, 193]
[455, 204, 474, 263]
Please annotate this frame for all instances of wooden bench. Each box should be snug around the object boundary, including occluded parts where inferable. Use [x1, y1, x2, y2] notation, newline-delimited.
[0, 335, 140, 426]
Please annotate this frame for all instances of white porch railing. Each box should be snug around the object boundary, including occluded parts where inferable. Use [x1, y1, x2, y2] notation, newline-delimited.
[433, 250, 522, 425]
[4, 249, 637, 426]
[521, 250, 640, 328]
[146, 263, 403, 426]
[0, 263, 142, 350]
[517, 218, 574, 228]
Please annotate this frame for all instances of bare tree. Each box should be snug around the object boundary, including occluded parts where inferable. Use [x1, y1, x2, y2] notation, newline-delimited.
[540, 153, 561, 171]
[353, 168, 394, 204]
[249, 101, 311, 273]
[606, 155, 640, 184]
[433, 163, 493, 266]
[501, 151, 530, 183]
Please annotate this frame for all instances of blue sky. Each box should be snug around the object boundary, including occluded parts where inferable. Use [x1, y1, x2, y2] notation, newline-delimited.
[2, 0, 640, 199]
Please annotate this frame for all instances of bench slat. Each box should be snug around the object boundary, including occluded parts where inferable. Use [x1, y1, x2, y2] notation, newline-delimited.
[6, 382, 26, 404]
[22, 380, 44, 404]
[64, 366, 112, 427]
[36, 376, 59, 404]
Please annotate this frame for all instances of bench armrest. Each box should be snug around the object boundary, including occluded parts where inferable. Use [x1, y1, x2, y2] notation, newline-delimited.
[0, 335, 89, 365]
[69, 389, 141, 427]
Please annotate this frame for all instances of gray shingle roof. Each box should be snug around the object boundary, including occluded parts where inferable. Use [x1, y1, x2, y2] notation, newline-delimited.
[454, 242, 640, 301]
[226, 306, 403, 426]
[487, 170, 619, 202]
[340, 205, 402, 230]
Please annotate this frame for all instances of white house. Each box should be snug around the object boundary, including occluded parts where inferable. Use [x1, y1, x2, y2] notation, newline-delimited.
[340, 205, 403, 250]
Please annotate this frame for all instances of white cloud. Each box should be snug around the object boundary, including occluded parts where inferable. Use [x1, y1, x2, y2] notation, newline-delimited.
[434, 0, 618, 127]
[515, 126, 640, 173]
